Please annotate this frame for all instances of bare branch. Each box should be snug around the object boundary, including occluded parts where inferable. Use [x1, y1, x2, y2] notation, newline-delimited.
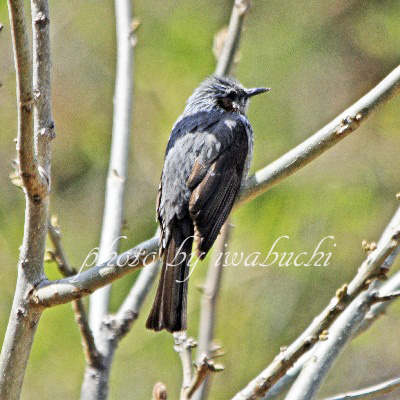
[324, 377, 400, 400]
[47, 218, 74, 276]
[357, 266, 400, 334]
[237, 65, 400, 208]
[261, 206, 400, 399]
[184, 355, 224, 399]
[114, 258, 161, 338]
[261, 352, 309, 400]
[214, 0, 252, 77]
[47, 220, 102, 368]
[174, 332, 196, 398]
[193, 221, 232, 399]
[232, 206, 400, 400]
[0, 1, 53, 398]
[31, 0, 54, 178]
[7, 0, 46, 198]
[371, 289, 400, 303]
[285, 286, 378, 399]
[174, 332, 224, 400]
[33, 236, 159, 306]
[89, 0, 135, 336]
[81, 2, 135, 397]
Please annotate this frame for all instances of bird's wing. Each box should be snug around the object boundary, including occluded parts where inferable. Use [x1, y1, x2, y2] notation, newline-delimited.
[157, 111, 224, 251]
[187, 114, 249, 258]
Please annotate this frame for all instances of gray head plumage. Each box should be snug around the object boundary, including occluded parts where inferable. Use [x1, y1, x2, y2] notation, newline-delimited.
[183, 75, 269, 116]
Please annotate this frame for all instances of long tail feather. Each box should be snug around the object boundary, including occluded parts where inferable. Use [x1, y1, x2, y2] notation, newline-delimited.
[146, 223, 193, 332]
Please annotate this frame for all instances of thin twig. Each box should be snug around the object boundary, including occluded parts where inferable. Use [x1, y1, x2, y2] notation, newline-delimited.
[193, 221, 232, 400]
[324, 377, 400, 400]
[356, 266, 400, 334]
[191, 1, 253, 394]
[31, 0, 54, 178]
[114, 258, 161, 338]
[214, 0, 252, 77]
[185, 355, 224, 399]
[47, 220, 102, 368]
[371, 289, 400, 302]
[8, 0, 46, 198]
[32, 67, 400, 307]
[232, 206, 400, 400]
[173, 332, 196, 399]
[174, 332, 223, 400]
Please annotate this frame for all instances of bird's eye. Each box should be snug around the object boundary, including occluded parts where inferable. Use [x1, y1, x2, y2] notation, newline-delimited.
[226, 91, 236, 100]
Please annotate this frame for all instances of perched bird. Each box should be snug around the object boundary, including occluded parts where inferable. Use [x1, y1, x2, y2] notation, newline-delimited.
[146, 75, 269, 333]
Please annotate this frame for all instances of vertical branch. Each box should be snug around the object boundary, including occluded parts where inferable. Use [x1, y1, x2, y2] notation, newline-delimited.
[191, 1, 252, 398]
[174, 332, 196, 398]
[31, 0, 54, 176]
[81, 1, 135, 399]
[193, 222, 232, 400]
[214, 0, 252, 77]
[0, 1, 53, 399]
[89, 0, 135, 335]
[8, 0, 36, 191]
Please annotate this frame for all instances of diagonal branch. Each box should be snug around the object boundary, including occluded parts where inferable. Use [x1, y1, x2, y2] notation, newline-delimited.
[261, 201, 400, 399]
[356, 265, 400, 334]
[47, 220, 102, 368]
[214, 0, 252, 77]
[323, 376, 400, 400]
[114, 257, 161, 338]
[285, 283, 400, 399]
[33, 235, 159, 304]
[237, 65, 400, 208]
[232, 205, 400, 400]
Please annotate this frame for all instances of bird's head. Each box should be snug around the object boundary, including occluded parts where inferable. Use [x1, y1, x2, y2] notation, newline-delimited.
[184, 75, 270, 115]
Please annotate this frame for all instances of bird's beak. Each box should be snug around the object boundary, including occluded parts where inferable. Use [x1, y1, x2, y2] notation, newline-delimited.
[245, 87, 271, 98]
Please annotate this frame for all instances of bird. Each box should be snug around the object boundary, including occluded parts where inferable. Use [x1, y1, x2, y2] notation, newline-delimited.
[146, 75, 269, 333]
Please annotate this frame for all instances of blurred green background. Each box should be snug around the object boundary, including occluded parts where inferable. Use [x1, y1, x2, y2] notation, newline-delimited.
[1, 0, 400, 398]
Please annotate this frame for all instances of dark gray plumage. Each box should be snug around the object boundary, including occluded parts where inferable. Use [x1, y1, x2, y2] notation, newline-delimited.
[146, 75, 269, 333]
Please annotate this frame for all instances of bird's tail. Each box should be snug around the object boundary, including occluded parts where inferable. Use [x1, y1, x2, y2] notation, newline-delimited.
[146, 223, 193, 332]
